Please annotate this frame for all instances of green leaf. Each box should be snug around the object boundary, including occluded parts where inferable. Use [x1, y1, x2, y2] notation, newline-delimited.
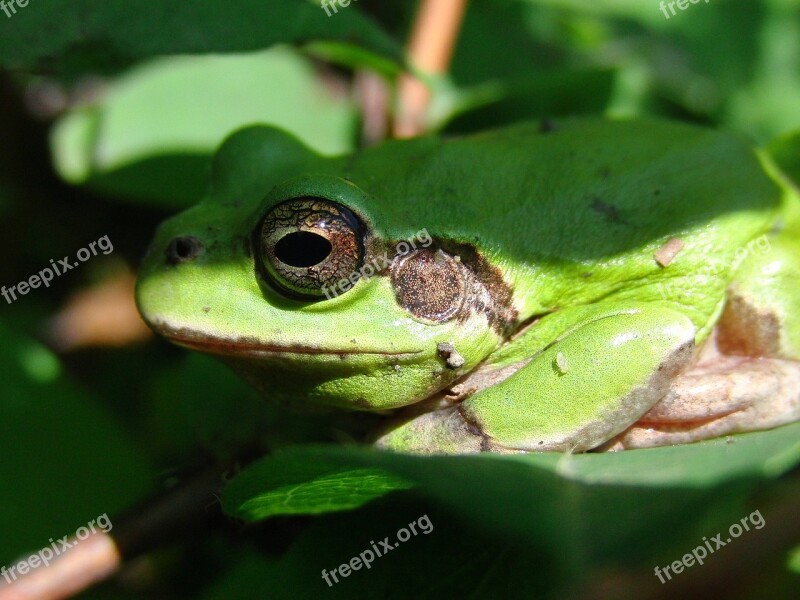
[0, 0, 402, 79]
[145, 353, 278, 463]
[215, 424, 800, 599]
[223, 454, 414, 521]
[441, 68, 615, 133]
[305, 41, 403, 77]
[222, 423, 800, 565]
[0, 321, 153, 564]
[50, 48, 357, 208]
[449, 0, 557, 87]
[767, 130, 800, 189]
[725, 2, 800, 141]
[789, 544, 800, 575]
[206, 500, 563, 600]
[524, 0, 670, 26]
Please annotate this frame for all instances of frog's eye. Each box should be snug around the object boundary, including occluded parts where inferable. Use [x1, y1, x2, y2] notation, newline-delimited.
[254, 198, 365, 300]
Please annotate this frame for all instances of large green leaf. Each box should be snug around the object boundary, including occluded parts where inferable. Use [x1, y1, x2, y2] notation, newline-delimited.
[0, 0, 402, 79]
[50, 48, 357, 208]
[217, 425, 800, 600]
[223, 423, 800, 565]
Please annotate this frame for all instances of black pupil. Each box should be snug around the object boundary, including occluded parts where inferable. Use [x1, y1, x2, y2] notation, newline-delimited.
[274, 231, 332, 267]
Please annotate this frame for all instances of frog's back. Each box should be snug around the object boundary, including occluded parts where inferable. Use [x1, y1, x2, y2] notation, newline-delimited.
[344, 118, 780, 317]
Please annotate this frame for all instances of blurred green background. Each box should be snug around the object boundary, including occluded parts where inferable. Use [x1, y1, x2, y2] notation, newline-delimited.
[0, 1, 799, 598]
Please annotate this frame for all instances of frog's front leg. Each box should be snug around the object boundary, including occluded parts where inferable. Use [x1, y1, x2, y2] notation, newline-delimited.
[375, 304, 697, 454]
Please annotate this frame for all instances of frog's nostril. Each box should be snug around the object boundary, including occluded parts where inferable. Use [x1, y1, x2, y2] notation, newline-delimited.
[275, 231, 332, 268]
[166, 236, 204, 265]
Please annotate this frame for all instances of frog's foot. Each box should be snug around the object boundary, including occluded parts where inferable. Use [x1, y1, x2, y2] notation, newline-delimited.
[605, 223, 800, 451]
[602, 337, 800, 451]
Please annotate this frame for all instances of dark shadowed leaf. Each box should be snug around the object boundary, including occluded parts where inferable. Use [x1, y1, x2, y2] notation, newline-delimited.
[0, 321, 153, 564]
[0, 0, 402, 79]
[222, 423, 800, 567]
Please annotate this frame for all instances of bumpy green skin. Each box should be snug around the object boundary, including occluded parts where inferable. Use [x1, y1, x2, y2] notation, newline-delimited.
[718, 162, 800, 360]
[136, 118, 799, 453]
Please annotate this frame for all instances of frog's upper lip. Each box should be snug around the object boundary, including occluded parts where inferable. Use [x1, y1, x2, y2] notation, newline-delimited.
[156, 327, 422, 358]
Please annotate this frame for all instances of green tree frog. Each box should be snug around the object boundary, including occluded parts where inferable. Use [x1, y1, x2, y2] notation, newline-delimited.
[136, 118, 800, 454]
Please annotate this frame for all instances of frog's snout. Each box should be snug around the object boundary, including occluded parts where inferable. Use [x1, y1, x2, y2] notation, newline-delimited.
[165, 236, 204, 265]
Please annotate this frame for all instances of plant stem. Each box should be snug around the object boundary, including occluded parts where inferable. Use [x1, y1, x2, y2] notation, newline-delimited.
[394, 0, 469, 137]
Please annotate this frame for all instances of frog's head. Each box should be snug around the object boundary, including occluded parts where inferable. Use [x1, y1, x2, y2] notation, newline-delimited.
[136, 126, 516, 411]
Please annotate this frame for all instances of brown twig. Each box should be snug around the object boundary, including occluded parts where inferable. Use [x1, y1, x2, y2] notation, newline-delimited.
[0, 462, 233, 599]
[0, 533, 121, 600]
[394, 0, 469, 138]
[354, 70, 392, 146]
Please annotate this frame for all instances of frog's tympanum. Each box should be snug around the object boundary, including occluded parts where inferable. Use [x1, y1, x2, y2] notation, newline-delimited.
[136, 119, 800, 454]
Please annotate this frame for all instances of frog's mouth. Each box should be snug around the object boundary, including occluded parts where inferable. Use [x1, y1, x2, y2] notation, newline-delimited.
[155, 326, 422, 359]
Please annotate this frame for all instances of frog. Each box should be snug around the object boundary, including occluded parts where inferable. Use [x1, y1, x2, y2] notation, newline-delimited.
[135, 117, 800, 454]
